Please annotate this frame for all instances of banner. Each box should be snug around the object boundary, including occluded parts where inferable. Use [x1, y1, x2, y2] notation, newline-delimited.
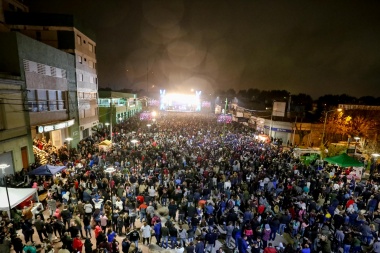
[272, 102, 286, 117]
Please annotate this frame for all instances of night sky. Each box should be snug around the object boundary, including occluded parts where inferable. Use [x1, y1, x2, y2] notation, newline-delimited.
[26, 0, 380, 98]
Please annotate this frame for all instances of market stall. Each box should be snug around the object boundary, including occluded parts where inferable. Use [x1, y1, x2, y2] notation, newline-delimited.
[28, 164, 66, 176]
[0, 187, 38, 218]
[98, 140, 113, 151]
[324, 153, 364, 180]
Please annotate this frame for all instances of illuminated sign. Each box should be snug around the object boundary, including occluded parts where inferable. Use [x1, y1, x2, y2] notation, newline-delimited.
[44, 125, 54, 132]
[37, 119, 75, 133]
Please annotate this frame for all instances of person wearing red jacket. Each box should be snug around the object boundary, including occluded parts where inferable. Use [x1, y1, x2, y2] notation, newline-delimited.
[263, 243, 277, 253]
[73, 234, 84, 252]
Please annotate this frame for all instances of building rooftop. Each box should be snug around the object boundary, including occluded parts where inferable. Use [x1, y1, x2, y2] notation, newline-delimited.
[4, 11, 96, 40]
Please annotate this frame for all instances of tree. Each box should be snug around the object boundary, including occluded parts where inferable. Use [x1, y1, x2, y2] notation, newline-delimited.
[294, 122, 311, 146]
[323, 111, 377, 145]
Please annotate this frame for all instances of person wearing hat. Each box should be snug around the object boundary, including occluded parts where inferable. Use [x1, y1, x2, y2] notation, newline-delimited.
[262, 224, 271, 249]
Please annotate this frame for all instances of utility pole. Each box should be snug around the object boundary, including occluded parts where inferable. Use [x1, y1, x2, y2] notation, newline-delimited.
[269, 100, 275, 139]
[292, 116, 297, 146]
[224, 98, 228, 136]
[110, 98, 113, 143]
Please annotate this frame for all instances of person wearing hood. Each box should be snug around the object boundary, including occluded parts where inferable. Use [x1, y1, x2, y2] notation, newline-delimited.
[262, 224, 271, 249]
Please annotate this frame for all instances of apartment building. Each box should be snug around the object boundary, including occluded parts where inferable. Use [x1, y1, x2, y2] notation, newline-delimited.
[4, 10, 99, 140]
[0, 32, 78, 168]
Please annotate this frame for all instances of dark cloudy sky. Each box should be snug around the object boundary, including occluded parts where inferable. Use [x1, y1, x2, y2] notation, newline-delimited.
[27, 0, 380, 98]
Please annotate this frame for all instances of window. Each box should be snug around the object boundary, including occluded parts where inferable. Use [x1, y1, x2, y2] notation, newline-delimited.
[88, 60, 93, 68]
[89, 43, 94, 52]
[83, 40, 86, 44]
[78, 55, 82, 64]
[78, 73, 84, 82]
[27, 89, 66, 112]
[50, 66, 56, 76]
[77, 35, 82, 45]
[48, 90, 57, 111]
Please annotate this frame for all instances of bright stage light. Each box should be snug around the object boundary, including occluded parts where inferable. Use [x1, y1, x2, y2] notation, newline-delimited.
[160, 92, 200, 112]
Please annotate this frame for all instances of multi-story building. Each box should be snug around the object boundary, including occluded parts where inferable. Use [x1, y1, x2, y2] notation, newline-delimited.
[98, 91, 142, 125]
[0, 74, 29, 175]
[0, 32, 78, 168]
[4, 10, 99, 140]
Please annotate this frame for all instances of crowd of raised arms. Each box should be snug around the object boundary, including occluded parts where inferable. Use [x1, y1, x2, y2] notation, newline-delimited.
[1, 112, 380, 253]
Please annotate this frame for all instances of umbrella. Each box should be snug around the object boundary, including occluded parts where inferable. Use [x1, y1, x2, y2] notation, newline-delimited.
[324, 153, 363, 167]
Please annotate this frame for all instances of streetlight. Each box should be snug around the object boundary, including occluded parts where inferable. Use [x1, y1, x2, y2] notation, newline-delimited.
[0, 164, 12, 218]
[119, 117, 123, 123]
[131, 139, 138, 150]
[321, 108, 342, 146]
[65, 137, 73, 159]
[354, 136, 360, 156]
[65, 137, 73, 147]
[151, 111, 157, 117]
[147, 124, 151, 131]
[130, 139, 138, 170]
[105, 123, 112, 142]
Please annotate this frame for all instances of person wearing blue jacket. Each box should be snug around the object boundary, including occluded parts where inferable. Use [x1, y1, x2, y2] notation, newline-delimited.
[153, 220, 162, 245]
[237, 235, 248, 253]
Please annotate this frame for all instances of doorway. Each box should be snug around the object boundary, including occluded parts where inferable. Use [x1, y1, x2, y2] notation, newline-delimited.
[21, 146, 28, 169]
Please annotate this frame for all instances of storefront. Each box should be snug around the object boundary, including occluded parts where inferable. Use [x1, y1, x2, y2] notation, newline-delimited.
[264, 120, 292, 143]
[33, 119, 75, 147]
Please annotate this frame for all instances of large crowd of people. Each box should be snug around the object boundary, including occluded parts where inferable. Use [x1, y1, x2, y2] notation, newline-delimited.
[0, 112, 380, 253]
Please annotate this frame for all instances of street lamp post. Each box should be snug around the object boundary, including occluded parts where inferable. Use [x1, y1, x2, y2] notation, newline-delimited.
[321, 108, 342, 146]
[131, 139, 138, 170]
[65, 137, 73, 160]
[354, 136, 360, 156]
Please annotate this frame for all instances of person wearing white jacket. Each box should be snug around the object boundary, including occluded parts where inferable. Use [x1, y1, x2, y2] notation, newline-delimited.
[140, 222, 152, 245]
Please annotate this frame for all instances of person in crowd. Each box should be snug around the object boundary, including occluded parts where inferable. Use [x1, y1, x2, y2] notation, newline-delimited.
[140, 221, 152, 245]
[84, 238, 93, 253]
[127, 228, 140, 250]
[72, 234, 83, 252]
[24, 113, 380, 253]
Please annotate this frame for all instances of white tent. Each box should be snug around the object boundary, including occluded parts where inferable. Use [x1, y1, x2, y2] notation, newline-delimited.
[0, 187, 38, 218]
